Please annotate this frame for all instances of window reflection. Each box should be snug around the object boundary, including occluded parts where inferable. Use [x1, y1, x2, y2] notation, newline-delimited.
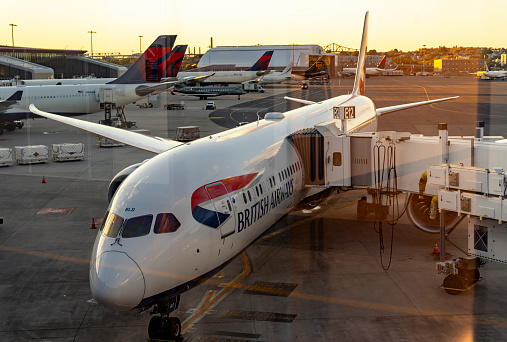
[122, 215, 153, 238]
[102, 213, 125, 238]
[154, 213, 181, 234]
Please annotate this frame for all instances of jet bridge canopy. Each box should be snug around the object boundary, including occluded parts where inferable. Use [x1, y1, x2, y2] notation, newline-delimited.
[0, 55, 53, 79]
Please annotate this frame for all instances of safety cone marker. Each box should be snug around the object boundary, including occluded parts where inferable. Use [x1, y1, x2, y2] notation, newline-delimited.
[42, 176, 46, 183]
[90, 218, 97, 229]
[433, 241, 439, 254]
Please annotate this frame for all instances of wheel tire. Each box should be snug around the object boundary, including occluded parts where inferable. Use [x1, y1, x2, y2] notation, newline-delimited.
[5, 123, 15, 132]
[148, 316, 164, 339]
[443, 274, 465, 295]
[357, 197, 368, 219]
[167, 317, 181, 339]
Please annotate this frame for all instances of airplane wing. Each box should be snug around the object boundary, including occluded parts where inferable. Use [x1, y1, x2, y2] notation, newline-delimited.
[183, 73, 215, 85]
[135, 80, 180, 97]
[376, 96, 459, 116]
[29, 104, 182, 154]
[0, 90, 23, 112]
[284, 96, 317, 105]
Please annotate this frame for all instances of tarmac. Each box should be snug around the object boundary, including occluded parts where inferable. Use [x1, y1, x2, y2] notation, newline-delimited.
[1, 76, 507, 341]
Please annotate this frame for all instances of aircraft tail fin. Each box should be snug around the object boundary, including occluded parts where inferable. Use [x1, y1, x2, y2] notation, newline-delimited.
[166, 45, 187, 78]
[247, 51, 274, 71]
[282, 62, 294, 74]
[351, 12, 369, 96]
[484, 61, 489, 72]
[378, 56, 387, 69]
[109, 35, 177, 84]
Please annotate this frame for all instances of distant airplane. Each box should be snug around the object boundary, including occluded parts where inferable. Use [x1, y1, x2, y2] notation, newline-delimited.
[0, 39, 186, 130]
[177, 51, 274, 86]
[341, 56, 396, 76]
[256, 62, 293, 84]
[29, 12, 459, 341]
[171, 84, 246, 100]
[291, 57, 328, 80]
[481, 61, 507, 79]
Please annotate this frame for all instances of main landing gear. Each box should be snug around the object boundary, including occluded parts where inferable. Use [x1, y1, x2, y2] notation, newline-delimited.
[147, 295, 182, 341]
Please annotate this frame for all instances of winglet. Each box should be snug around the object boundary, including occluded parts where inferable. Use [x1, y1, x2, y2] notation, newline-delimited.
[351, 12, 369, 96]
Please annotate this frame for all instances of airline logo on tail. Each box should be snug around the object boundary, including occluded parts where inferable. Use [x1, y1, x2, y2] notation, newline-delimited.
[247, 51, 274, 71]
[166, 45, 187, 78]
[378, 56, 387, 69]
[191, 174, 257, 228]
[110, 35, 177, 84]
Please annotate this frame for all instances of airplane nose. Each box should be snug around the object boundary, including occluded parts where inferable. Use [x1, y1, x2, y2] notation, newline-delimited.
[90, 251, 145, 311]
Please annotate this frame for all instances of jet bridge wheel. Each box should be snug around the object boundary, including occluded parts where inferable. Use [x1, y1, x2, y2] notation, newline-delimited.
[443, 274, 465, 295]
[406, 193, 464, 233]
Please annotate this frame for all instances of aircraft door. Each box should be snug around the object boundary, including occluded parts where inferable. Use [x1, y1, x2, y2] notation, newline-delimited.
[205, 182, 236, 238]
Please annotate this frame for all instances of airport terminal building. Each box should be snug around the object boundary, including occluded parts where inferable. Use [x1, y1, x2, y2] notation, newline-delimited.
[0, 46, 126, 79]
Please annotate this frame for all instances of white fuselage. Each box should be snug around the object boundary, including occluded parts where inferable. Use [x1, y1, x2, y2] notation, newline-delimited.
[178, 70, 263, 84]
[0, 83, 145, 116]
[89, 93, 377, 311]
[483, 70, 507, 79]
[342, 67, 385, 76]
[259, 70, 292, 84]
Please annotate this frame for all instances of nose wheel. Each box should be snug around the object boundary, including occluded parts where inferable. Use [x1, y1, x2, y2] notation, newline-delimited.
[147, 295, 182, 341]
[148, 316, 182, 341]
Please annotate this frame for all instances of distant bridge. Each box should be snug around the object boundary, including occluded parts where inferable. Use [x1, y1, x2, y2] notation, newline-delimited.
[324, 43, 359, 53]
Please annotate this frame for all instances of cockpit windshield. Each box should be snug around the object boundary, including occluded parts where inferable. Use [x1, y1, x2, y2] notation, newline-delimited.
[122, 215, 153, 238]
[101, 212, 125, 238]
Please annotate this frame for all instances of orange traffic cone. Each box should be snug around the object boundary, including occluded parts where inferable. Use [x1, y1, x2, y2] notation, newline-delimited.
[90, 218, 96, 229]
[433, 242, 439, 254]
[42, 175, 46, 183]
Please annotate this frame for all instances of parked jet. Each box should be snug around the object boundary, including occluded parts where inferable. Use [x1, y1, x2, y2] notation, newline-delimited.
[171, 84, 245, 100]
[481, 61, 507, 79]
[29, 12, 458, 341]
[341, 56, 396, 77]
[291, 56, 328, 80]
[0, 37, 185, 130]
[256, 62, 293, 84]
[177, 51, 274, 86]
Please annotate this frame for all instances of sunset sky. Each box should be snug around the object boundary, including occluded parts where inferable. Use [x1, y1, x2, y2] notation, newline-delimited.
[3, 0, 505, 55]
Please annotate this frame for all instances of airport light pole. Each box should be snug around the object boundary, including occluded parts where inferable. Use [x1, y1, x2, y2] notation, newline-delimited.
[9, 23, 17, 56]
[88, 30, 96, 58]
[138, 35, 143, 54]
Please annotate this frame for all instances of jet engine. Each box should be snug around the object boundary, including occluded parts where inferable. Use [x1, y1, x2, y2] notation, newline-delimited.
[406, 193, 463, 233]
[107, 160, 148, 202]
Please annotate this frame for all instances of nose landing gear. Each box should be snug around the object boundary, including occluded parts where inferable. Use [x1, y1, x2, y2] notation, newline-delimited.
[147, 295, 182, 341]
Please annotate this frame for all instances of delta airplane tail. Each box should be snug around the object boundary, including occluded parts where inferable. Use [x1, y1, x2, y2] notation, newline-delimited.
[247, 51, 274, 72]
[110, 35, 177, 85]
[378, 56, 387, 69]
[165, 45, 187, 78]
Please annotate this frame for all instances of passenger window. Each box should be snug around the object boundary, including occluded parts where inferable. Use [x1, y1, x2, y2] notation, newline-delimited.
[256, 186, 259, 197]
[154, 213, 181, 234]
[248, 190, 252, 201]
[243, 192, 247, 204]
[122, 215, 153, 238]
[102, 213, 125, 238]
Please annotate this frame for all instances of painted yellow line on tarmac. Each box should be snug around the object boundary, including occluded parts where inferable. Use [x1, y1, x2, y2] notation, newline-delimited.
[182, 252, 251, 332]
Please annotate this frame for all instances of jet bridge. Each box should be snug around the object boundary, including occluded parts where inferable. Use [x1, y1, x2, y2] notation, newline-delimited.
[309, 105, 507, 294]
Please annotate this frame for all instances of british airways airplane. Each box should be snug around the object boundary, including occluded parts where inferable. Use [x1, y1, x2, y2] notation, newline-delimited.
[29, 12, 457, 340]
[0, 36, 186, 126]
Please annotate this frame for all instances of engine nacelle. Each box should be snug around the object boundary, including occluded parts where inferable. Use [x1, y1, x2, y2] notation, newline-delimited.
[406, 193, 463, 233]
[107, 160, 149, 202]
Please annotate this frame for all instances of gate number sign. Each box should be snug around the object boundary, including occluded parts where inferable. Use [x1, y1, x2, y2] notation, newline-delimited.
[333, 106, 355, 119]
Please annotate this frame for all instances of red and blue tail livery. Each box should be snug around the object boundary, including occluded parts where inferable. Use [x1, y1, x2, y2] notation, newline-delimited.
[247, 51, 274, 72]
[165, 45, 187, 78]
[110, 35, 177, 84]
[191, 173, 258, 228]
